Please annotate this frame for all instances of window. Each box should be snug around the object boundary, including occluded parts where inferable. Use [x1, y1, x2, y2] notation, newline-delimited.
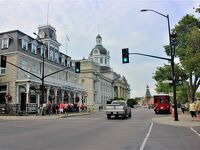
[100, 58, 103, 64]
[30, 90, 36, 103]
[94, 58, 98, 63]
[40, 47, 45, 58]
[1, 38, 9, 49]
[21, 60, 28, 70]
[55, 52, 58, 63]
[31, 64, 37, 73]
[50, 50, 53, 61]
[105, 59, 107, 64]
[160, 98, 164, 103]
[61, 56, 65, 65]
[1, 35, 12, 49]
[31, 43, 37, 54]
[22, 39, 28, 50]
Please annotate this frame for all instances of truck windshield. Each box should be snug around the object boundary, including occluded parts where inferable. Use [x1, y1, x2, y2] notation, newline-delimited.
[112, 101, 125, 105]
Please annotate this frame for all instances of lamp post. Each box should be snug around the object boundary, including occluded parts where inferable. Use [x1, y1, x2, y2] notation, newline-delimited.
[33, 32, 47, 105]
[141, 9, 178, 121]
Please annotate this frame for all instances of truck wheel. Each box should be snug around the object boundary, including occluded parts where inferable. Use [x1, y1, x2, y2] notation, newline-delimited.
[123, 112, 127, 119]
[107, 114, 111, 119]
[129, 112, 132, 118]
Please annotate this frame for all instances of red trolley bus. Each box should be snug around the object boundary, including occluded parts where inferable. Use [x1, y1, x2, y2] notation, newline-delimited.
[153, 94, 171, 114]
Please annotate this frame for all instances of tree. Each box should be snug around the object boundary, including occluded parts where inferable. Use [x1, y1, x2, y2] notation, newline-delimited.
[127, 99, 137, 108]
[195, 5, 200, 13]
[153, 64, 187, 92]
[174, 14, 200, 102]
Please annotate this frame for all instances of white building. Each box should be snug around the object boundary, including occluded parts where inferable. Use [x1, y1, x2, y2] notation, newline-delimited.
[78, 34, 130, 109]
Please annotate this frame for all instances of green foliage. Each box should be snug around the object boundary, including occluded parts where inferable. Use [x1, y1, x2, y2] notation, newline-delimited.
[127, 99, 138, 107]
[195, 5, 200, 13]
[113, 97, 124, 100]
[176, 82, 188, 103]
[195, 92, 200, 98]
[174, 14, 200, 100]
[154, 14, 200, 101]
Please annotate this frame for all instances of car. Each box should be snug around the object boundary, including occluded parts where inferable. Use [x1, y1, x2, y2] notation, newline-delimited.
[105, 100, 132, 119]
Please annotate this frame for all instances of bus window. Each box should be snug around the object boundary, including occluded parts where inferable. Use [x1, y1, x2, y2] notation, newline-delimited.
[154, 97, 158, 103]
[160, 97, 164, 103]
[166, 97, 169, 103]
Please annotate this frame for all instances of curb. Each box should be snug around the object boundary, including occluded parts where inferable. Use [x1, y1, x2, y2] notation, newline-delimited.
[0, 112, 91, 121]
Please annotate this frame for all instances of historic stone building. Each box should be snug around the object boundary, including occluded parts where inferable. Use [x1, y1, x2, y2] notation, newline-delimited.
[0, 25, 85, 113]
[78, 34, 130, 108]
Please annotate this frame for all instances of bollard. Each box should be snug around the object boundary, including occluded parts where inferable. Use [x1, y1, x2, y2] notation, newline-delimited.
[172, 108, 174, 118]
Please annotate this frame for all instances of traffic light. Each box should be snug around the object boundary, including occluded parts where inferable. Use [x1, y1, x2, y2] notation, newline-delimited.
[170, 33, 178, 47]
[0, 55, 6, 68]
[122, 48, 129, 63]
[75, 62, 80, 73]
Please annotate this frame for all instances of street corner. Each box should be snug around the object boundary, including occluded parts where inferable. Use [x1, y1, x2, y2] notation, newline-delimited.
[152, 114, 200, 127]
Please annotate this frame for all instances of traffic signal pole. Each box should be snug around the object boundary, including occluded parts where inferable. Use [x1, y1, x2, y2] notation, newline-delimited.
[129, 52, 171, 61]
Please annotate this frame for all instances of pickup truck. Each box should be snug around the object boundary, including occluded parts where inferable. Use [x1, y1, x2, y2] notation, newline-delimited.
[105, 100, 131, 119]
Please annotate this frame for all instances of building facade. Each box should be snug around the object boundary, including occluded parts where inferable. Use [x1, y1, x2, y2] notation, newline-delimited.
[0, 25, 85, 113]
[78, 34, 130, 108]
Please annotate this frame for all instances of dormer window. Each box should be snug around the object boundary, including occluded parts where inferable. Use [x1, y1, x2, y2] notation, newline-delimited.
[32, 44, 37, 54]
[1, 34, 12, 49]
[2, 38, 9, 49]
[20, 36, 29, 50]
[30, 40, 38, 54]
[40, 46, 46, 58]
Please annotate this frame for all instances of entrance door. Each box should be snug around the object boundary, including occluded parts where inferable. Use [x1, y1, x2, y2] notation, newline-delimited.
[20, 93, 26, 111]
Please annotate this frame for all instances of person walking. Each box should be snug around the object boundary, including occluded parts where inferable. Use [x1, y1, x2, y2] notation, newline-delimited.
[195, 98, 200, 121]
[181, 103, 185, 114]
[189, 101, 197, 121]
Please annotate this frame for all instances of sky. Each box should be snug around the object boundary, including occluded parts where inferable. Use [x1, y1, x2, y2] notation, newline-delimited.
[0, 0, 199, 98]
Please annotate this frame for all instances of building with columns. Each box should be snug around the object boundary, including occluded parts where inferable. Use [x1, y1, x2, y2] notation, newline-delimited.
[78, 34, 130, 108]
[0, 25, 85, 113]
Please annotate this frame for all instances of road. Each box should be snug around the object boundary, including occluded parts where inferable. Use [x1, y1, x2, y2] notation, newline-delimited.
[0, 108, 199, 150]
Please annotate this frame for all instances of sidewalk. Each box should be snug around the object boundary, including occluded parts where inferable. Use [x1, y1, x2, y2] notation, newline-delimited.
[0, 111, 91, 121]
[152, 111, 200, 127]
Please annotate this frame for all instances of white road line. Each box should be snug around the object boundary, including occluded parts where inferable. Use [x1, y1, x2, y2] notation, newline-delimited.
[190, 127, 200, 137]
[140, 122, 154, 150]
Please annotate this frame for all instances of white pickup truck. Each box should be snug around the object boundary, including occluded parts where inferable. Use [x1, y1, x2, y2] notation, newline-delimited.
[105, 100, 132, 119]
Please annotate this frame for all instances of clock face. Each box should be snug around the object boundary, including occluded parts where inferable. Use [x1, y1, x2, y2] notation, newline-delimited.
[39, 31, 45, 38]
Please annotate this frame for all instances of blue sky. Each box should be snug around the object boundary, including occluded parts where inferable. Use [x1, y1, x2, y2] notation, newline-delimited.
[0, 0, 199, 97]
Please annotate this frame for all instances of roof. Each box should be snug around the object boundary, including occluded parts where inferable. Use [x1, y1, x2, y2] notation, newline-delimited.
[89, 45, 108, 56]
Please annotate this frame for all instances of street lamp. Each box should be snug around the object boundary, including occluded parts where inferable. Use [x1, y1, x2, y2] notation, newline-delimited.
[33, 32, 47, 105]
[141, 9, 178, 121]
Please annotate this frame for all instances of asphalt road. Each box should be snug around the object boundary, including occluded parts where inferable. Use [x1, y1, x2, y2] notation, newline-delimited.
[0, 108, 199, 150]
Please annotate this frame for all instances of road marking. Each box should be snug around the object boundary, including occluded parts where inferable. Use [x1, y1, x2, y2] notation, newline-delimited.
[190, 127, 200, 137]
[139, 122, 153, 150]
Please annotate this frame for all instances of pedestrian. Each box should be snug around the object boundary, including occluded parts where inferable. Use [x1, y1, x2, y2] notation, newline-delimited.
[189, 101, 197, 121]
[195, 98, 200, 121]
[181, 103, 185, 114]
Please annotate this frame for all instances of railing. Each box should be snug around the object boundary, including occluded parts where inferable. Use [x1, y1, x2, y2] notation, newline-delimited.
[0, 104, 38, 115]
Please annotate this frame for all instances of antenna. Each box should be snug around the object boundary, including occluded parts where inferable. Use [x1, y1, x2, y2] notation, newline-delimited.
[98, 24, 100, 35]
[66, 33, 70, 55]
[47, 2, 49, 25]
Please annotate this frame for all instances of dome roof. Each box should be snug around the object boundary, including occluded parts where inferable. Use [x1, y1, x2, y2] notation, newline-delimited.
[89, 45, 108, 56]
